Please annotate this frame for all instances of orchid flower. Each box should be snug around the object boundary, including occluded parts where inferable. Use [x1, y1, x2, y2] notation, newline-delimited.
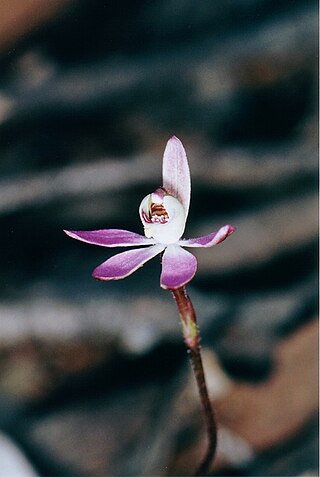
[64, 136, 236, 475]
[64, 136, 235, 289]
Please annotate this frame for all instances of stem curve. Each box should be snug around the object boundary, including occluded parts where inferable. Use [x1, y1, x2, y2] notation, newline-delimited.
[171, 286, 217, 476]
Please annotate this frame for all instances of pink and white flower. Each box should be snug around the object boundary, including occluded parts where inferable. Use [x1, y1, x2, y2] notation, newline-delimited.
[64, 137, 235, 289]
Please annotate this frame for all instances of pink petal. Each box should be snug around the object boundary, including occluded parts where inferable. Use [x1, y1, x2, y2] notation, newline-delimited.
[160, 245, 197, 289]
[93, 244, 165, 280]
[162, 136, 191, 217]
[64, 229, 156, 247]
[178, 225, 236, 248]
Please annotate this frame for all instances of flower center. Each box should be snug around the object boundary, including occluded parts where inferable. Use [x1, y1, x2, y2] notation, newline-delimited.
[150, 203, 169, 224]
[139, 189, 187, 244]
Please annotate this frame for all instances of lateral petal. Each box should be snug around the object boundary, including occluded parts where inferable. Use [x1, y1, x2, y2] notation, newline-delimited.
[64, 229, 156, 247]
[93, 244, 165, 280]
[160, 245, 197, 289]
[178, 225, 236, 247]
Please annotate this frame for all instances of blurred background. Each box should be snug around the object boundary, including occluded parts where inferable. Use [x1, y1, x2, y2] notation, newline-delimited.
[0, 1, 318, 476]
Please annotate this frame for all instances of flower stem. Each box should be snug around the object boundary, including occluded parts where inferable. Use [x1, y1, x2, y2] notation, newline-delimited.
[171, 286, 217, 476]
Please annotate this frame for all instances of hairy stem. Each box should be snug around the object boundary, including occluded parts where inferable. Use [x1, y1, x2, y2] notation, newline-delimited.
[171, 286, 217, 476]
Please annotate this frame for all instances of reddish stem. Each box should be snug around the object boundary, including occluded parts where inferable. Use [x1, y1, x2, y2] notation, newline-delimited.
[171, 286, 217, 476]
